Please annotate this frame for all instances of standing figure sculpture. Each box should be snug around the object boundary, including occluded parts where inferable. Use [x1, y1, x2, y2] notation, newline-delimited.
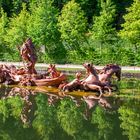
[20, 38, 37, 74]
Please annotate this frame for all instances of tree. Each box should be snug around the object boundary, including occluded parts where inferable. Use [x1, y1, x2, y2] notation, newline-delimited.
[27, 0, 59, 47]
[27, 0, 66, 63]
[12, 0, 23, 15]
[91, 0, 117, 43]
[5, 3, 29, 60]
[0, 8, 9, 58]
[57, 0, 87, 50]
[119, 0, 140, 46]
[76, 0, 97, 23]
[0, 8, 8, 41]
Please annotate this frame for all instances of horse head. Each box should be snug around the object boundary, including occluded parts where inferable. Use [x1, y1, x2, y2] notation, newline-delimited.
[48, 64, 56, 73]
[47, 64, 60, 78]
[83, 63, 98, 76]
[103, 64, 121, 81]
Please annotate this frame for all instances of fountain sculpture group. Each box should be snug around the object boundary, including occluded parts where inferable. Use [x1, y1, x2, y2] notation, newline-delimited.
[0, 38, 121, 98]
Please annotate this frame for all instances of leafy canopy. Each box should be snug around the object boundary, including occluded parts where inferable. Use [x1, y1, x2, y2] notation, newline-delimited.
[92, 0, 117, 43]
[119, 0, 140, 46]
[27, 0, 59, 47]
[58, 0, 87, 50]
[5, 3, 29, 49]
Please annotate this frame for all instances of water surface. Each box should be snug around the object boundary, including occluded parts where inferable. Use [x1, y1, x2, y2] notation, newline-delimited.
[0, 78, 140, 140]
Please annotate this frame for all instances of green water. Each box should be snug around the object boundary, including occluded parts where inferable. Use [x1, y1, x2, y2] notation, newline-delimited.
[0, 78, 140, 140]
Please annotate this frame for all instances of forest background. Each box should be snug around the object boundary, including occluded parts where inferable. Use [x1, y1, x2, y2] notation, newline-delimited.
[0, 0, 140, 66]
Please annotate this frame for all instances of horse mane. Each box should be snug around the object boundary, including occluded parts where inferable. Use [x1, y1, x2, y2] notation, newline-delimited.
[103, 64, 121, 81]
[84, 63, 98, 77]
[104, 64, 121, 70]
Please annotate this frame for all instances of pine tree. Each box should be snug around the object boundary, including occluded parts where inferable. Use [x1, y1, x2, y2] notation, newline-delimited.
[0, 8, 9, 57]
[0, 8, 8, 45]
[5, 3, 29, 49]
[119, 0, 140, 46]
[91, 0, 117, 43]
[27, 0, 59, 47]
[57, 0, 87, 50]
[12, 0, 23, 15]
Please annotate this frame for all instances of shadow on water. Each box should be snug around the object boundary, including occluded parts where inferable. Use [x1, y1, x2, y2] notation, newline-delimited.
[0, 78, 140, 140]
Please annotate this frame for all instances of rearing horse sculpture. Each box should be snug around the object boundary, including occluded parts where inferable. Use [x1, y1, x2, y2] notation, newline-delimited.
[98, 64, 121, 89]
[81, 63, 111, 97]
[61, 63, 111, 97]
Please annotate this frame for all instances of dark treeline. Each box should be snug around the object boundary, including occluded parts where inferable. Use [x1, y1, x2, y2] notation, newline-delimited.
[0, 0, 140, 65]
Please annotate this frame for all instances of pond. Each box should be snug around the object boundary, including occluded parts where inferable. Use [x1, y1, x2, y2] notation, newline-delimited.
[0, 78, 140, 140]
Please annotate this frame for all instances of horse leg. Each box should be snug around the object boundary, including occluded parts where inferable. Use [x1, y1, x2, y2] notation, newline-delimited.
[86, 84, 103, 98]
[104, 86, 112, 96]
[84, 95, 100, 100]
[115, 70, 121, 81]
[110, 84, 118, 91]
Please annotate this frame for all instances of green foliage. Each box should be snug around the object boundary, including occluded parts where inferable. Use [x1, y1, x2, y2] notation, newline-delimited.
[58, 0, 87, 50]
[75, 0, 97, 22]
[33, 94, 57, 140]
[119, 0, 140, 46]
[27, 0, 67, 62]
[91, 106, 116, 140]
[91, 0, 117, 43]
[0, 8, 8, 43]
[0, 8, 13, 62]
[4, 3, 29, 61]
[118, 99, 140, 140]
[5, 3, 29, 46]
[0, 0, 140, 65]
[57, 98, 83, 136]
[27, 0, 59, 46]
[12, 0, 23, 14]
[0, 96, 23, 122]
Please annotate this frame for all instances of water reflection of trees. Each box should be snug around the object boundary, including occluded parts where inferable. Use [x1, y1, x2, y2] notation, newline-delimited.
[91, 106, 124, 140]
[119, 99, 140, 140]
[57, 98, 84, 136]
[0, 86, 122, 140]
[0, 93, 39, 140]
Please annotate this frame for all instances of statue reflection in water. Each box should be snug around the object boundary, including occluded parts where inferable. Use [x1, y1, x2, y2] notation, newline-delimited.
[0, 87, 36, 126]
[0, 86, 113, 125]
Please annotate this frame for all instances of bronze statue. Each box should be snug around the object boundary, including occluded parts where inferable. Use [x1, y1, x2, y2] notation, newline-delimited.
[20, 38, 37, 74]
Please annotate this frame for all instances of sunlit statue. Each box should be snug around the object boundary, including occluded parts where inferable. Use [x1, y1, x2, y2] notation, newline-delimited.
[0, 37, 121, 95]
[60, 63, 121, 98]
[20, 38, 37, 74]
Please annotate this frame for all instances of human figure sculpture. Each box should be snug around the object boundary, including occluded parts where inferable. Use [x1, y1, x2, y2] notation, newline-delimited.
[47, 64, 60, 78]
[62, 72, 82, 92]
[20, 38, 37, 74]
